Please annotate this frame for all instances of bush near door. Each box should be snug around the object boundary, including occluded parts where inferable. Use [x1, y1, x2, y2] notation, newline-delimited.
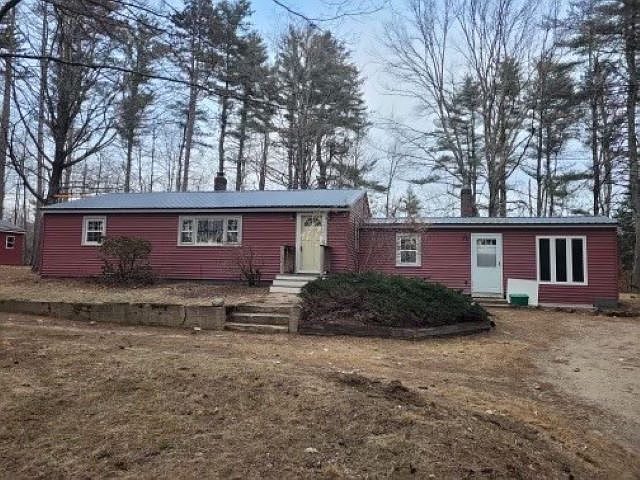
[299, 273, 489, 335]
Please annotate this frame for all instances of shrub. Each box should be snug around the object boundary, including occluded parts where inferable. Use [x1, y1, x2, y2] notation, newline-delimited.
[236, 247, 262, 286]
[99, 236, 154, 286]
[300, 272, 488, 328]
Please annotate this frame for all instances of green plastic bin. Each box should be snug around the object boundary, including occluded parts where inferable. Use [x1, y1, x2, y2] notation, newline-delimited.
[509, 294, 529, 307]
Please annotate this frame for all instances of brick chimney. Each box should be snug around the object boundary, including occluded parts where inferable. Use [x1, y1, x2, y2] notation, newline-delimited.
[214, 173, 227, 191]
[460, 187, 475, 217]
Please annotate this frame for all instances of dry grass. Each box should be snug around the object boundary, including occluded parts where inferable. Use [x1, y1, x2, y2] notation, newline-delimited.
[0, 266, 268, 306]
[1, 309, 639, 479]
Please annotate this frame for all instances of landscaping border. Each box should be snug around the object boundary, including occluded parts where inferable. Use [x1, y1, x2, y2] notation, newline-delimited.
[0, 299, 226, 330]
[298, 320, 494, 339]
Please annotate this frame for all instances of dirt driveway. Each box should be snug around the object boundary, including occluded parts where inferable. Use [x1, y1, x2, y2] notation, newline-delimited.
[537, 314, 640, 449]
[1, 308, 639, 479]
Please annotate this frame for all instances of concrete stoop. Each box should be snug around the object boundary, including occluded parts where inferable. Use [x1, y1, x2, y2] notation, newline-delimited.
[473, 296, 511, 309]
[226, 303, 299, 334]
[269, 274, 319, 294]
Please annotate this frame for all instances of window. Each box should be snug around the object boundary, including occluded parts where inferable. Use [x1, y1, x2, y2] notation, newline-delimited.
[82, 217, 106, 246]
[178, 216, 242, 246]
[476, 238, 497, 267]
[396, 233, 421, 266]
[537, 236, 587, 285]
[5, 235, 15, 249]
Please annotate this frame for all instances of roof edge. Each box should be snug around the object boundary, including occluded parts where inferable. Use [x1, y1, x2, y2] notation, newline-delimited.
[41, 206, 353, 214]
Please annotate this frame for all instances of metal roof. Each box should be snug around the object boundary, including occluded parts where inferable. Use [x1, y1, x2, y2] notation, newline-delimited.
[42, 189, 367, 212]
[0, 219, 25, 232]
[366, 216, 617, 227]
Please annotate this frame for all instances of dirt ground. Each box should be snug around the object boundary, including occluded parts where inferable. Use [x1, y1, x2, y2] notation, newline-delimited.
[0, 310, 640, 479]
[1, 309, 639, 479]
[0, 266, 268, 306]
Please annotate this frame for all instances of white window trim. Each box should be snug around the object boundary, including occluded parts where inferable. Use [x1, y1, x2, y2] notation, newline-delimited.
[5, 235, 15, 249]
[82, 216, 106, 246]
[395, 233, 421, 267]
[536, 235, 588, 286]
[177, 215, 242, 246]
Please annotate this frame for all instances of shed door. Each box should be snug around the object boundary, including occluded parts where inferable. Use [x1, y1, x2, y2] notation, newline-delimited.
[471, 233, 503, 295]
[297, 213, 325, 273]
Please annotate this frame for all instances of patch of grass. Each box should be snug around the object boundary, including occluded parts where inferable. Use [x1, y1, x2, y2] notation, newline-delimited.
[300, 272, 489, 328]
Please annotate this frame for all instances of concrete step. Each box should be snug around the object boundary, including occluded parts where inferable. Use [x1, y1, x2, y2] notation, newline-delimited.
[269, 286, 302, 294]
[234, 304, 293, 315]
[229, 311, 289, 326]
[472, 296, 507, 303]
[271, 279, 310, 288]
[479, 302, 512, 309]
[225, 322, 289, 334]
[275, 274, 319, 282]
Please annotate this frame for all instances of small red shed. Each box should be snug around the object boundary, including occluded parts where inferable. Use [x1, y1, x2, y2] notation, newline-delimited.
[0, 219, 25, 266]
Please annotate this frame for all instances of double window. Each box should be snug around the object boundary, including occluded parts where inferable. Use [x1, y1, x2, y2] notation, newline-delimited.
[5, 235, 15, 249]
[179, 216, 241, 246]
[537, 236, 587, 285]
[82, 217, 106, 246]
[396, 233, 421, 267]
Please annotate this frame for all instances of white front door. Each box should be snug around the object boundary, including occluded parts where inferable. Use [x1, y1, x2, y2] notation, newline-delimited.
[296, 213, 326, 273]
[471, 233, 503, 295]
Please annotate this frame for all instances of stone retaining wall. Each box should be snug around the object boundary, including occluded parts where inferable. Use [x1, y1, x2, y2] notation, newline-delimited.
[0, 299, 226, 330]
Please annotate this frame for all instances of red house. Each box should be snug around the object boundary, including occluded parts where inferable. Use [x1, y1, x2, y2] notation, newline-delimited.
[0, 219, 25, 266]
[39, 189, 618, 306]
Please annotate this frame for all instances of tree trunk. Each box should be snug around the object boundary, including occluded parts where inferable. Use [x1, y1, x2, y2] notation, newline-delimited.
[235, 98, 248, 191]
[316, 138, 327, 189]
[181, 80, 198, 192]
[32, 0, 48, 267]
[590, 65, 601, 215]
[124, 129, 134, 192]
[217, 92, 229, 180]
[535, 108, 544, 216]
[149, 125, 156, 192]
[0, 9, 14, 218]
[258, 130, 269, 190]
[627, 2, 640, 289]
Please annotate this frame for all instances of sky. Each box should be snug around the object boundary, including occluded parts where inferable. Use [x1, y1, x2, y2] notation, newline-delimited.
[241, 0, 601, 217]
[244, 0, 454, 214]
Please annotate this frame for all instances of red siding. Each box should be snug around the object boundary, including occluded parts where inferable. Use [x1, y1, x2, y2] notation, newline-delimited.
[359, 228, 471, 291]
[41, 211, 356, 280]
[0, 231, 24, 265]
[40, 208, 619, 305]
[326, 195, 371, 272]
[359, 226, 618, 305]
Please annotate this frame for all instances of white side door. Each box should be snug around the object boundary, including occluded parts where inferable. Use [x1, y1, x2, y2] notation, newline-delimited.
[296, 213, 326, 273]
[471, 233, 503, 295]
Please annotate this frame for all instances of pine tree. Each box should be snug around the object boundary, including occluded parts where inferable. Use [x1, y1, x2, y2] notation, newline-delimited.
[398, 187, 422, 217]
[170, 0, 218, 191]
[525, 58, 581, 215]
[0, 6, 16, 217]
[211, 0, 252, 190]
[231, 31, 270, 190]
[432, 75, 483, 214]
[117, 16, 162, 193]
[275, 26, 367, 189]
